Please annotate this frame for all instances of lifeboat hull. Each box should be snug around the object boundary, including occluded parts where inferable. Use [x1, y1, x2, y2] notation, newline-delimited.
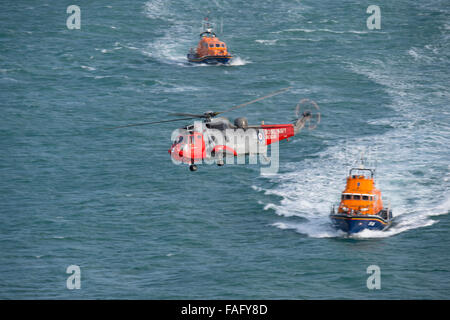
[330, 213, 391, 234]
[187, 53, 232, 64]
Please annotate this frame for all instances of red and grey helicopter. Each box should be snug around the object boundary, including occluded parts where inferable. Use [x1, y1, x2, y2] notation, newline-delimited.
[110, 87, 320, 171]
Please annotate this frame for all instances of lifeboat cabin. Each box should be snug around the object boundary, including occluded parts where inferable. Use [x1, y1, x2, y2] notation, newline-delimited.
[187, 24, 232, 64]
[330, 168, 392, 234]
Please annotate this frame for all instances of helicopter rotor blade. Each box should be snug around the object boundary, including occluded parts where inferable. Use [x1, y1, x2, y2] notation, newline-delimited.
[170, 112, 206, 118]
[106, 117, 197, 130]
[106, 87, 292, 130]
[216, 86, 292, 115]
[169, 87, 292, 120]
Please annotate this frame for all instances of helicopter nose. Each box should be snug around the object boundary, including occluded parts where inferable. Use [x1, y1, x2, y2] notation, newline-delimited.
[177, 144, 187, 157]
[179, 144, 192, 158]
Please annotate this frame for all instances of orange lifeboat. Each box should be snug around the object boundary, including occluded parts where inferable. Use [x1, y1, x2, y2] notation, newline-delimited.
[187, 19, 232, 64]
[330, 167, 393, 234]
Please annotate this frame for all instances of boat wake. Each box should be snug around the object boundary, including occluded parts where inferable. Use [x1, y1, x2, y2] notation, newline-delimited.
[256, 61, 449, 239]
[228, 56, 250, 66]
[258, 170, 449, 239]
[255, 22, 449, 238]
[142, 1, 196, 66]
[141, 23, 192, 67]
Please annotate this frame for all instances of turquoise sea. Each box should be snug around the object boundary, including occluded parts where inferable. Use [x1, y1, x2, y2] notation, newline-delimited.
[1, 0, 449, 299]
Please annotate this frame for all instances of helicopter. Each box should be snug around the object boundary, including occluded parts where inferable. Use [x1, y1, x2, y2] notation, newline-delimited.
[109, 87, 320, 171]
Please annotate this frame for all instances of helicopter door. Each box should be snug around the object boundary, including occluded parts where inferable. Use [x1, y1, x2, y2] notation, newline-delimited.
[189, 133, 205, 160]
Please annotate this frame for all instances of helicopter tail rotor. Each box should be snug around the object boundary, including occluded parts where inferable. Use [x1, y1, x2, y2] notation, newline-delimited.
[293, 99, 320, 133]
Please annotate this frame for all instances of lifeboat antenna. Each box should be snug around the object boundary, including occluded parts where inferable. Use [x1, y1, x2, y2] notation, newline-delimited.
[358, 151, 365, 169]
[201, 16, 216, 37]
[375, 157, 378, 174]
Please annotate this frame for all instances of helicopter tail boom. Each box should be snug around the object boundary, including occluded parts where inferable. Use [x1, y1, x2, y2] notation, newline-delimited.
[261, 124, 295, 145]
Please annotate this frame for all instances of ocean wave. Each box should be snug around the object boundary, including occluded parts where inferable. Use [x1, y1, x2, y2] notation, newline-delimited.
[144, 0, 175, 22]
[272, 28, 378, 35]
[407, 47, 436, 63]
[0, 77, 20, 83]
[255, 39, 278, 45]
[81, 65, 96, 71]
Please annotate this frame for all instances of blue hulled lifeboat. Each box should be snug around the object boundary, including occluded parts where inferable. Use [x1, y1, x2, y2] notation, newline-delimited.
[187, 19, 232, 65]
[330, 167, 393, 235]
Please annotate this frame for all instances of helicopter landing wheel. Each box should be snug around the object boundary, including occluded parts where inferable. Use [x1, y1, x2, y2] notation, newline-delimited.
[217, 159, 224, 166]
[189, 164, 198, 172]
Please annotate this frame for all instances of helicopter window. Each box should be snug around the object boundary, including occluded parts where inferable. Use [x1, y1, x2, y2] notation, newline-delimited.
[362, 195, 369, 200]
[353, 195, 361, 200]
[209, 44, 214, 47]
[344, 194, 352, 200]
[215, 44, 220, 47]
[175, 136, 183, 144]
[370, 196, 374, 201]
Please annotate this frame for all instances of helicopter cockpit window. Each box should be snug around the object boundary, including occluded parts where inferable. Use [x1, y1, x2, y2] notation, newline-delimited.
[344, 194, 352, 200]
[175, 136, 183, 144]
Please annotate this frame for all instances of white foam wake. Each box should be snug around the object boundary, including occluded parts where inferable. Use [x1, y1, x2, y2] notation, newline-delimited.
[142, 1, 196, 66]
[257, 52, 449, 238]
[228, 56, 250, 66]
[267, 33, 449, 238]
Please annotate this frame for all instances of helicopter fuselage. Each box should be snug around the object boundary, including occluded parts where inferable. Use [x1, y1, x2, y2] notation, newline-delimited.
[109, 87, 318, 172]
[168, 117, 301, 169]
